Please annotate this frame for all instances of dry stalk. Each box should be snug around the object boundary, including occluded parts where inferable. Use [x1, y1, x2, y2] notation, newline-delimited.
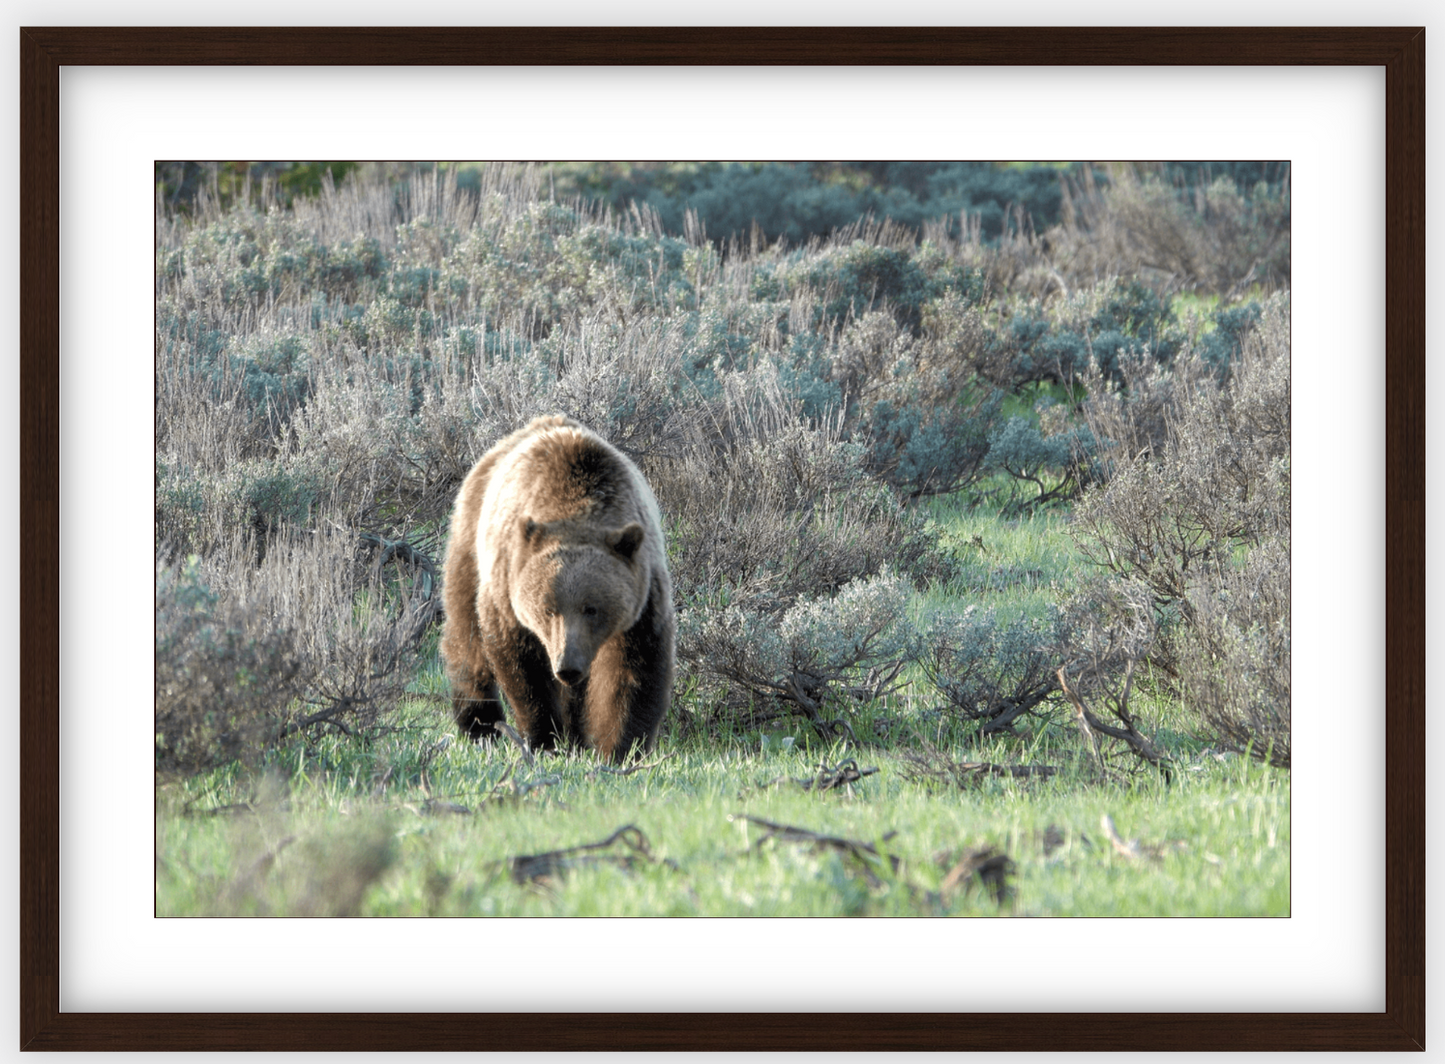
[1056, 666, 1171, 780]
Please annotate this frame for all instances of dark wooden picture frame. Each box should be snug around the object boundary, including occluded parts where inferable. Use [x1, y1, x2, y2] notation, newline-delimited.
[19, 27, 1424, 1051]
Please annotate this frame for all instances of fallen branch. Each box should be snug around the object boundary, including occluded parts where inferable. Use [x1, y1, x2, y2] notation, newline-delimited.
[976, 693, 1053, 736]
[1099, 813, 1187, 862]
[751, 759, 880, 794]
[898, 745, 1058, 789]
[507, 824, 660, 885]
[939, 846, 1016, 907]
[801, 758, 878, 791]
[276, 699, 361, 740]
[421, 798, 471, 816]
[586, 753, 676, 779]
[728, 814, 899, 887]
[485, 764, 562, 803]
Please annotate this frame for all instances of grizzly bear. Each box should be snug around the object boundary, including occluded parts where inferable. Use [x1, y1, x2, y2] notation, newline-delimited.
[439, 415, 675, 762]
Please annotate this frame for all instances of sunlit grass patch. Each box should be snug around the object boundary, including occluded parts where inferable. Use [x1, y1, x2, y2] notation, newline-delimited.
[157, 689, 1287, 919]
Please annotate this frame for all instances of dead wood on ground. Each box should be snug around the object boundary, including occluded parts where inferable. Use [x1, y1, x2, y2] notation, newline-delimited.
[507, 824, 663, 886]
[939, 846, 1016, 907]
[898, 743, 1058, 789]
[729, 814, 899, 887]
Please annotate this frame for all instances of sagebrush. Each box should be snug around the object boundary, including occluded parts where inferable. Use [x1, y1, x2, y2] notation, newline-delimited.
[155, 161, 1290, 773]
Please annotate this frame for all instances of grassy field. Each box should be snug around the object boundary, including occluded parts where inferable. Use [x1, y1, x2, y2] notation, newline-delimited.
[155, 731, 1288, 918]
[155, 504, 1289, 919]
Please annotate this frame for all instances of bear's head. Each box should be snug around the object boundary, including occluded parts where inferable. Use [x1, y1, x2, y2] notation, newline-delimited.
[511, 518, 649, 686]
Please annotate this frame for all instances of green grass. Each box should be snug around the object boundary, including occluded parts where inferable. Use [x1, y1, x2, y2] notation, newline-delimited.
[155, 707, 1287, 918]
[155, 503, 1288, 919]
[1172, 287, 1272, 335]
[920, 496, 1081, 616]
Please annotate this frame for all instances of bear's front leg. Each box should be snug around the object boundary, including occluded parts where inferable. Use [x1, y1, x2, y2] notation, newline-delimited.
[451, 668, 506, 743]
[442, 612, 506, 742]
[584, 622, 673, 763]
[492, 626, 572, 752]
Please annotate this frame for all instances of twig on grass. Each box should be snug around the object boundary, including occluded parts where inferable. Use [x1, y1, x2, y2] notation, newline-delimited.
[1099, 813, 1187, 862]
[803, 758, 878, 791]
[898, 743, 1058, 789]
[748, 759, 880, 795]
[506, 824, 663, 886]
[493, 721, 536, 766]
[417, 735, 454, 799]
[479, 761, 563, 804]
[487, 760, 514, 796]
[939, 846, 1016, 907]
[728, 814, 900, 887]
[585, 752, 676, 779]
[420, 798, 472, 816]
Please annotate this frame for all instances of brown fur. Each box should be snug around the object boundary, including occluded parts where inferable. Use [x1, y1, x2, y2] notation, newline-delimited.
[439, 415, 675, 761]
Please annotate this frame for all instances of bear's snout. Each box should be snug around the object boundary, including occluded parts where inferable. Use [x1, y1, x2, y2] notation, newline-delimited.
[553, 636, 592, 687]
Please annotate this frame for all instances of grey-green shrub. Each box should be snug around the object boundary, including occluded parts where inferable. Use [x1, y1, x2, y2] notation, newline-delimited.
[155, 555, 303, 776]
[653, 376, 953, 728]
[1176, 539, 1291, 766]
[156, 523, 438, 774]
[1049, 164, 1289, 295]
[919, 605, 1063, 735]
[1053, 574, 1174, 777]
[1072, 298, 1289, 606]
[678, 568, 918, 729]
[1068, 296, 1290, 764]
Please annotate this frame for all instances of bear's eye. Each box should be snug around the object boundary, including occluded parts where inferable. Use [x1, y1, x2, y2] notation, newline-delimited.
[582, 605, 598, 618]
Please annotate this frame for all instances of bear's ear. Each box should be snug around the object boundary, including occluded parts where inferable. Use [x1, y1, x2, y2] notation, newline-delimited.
[608, 523, 645, 561]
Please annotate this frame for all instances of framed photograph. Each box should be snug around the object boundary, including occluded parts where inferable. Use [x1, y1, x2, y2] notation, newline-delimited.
[21, 27, 1423, 1051]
